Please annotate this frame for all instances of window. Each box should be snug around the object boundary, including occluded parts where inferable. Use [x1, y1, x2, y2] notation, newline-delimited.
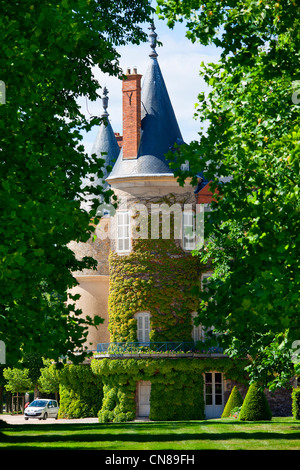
[182, 211, 196, 250]
[191, 312, 204, 342]
[117, 210, 130, 252]
[135, 312, 150, 343]
[204, 372, 223, 406]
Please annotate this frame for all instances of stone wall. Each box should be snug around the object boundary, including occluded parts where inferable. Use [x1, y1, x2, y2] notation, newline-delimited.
[68, 218, 111, 276]
[224, 379, 293, 417]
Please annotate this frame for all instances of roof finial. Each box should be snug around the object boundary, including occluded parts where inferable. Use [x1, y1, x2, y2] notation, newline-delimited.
[101, 86, 109, 117]
[148, 22, 158, 58]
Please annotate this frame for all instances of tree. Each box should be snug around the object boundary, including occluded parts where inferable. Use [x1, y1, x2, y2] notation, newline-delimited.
[23, 353, 44, 398]
[3, 367, 33, 412]
[0, 0, 153, 365]
[3, 367, 33, 393]
[157, 0, 300, 389]
[38, 360, 60, 401]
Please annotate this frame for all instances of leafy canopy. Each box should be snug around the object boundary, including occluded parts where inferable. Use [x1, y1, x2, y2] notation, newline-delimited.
[0, 0, 153, 365]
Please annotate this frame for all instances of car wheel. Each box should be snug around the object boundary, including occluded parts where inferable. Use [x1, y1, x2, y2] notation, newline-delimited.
[25, 417, 29, 420]
[43, 413, 48, 420]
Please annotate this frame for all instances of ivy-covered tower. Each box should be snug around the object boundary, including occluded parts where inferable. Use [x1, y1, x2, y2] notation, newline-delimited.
[67, 25, 292, 422]
[74, 24, 243, 422]
[91, 24, 236, 423]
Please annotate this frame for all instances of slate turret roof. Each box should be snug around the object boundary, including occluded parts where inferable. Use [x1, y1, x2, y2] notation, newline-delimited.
[80, 87, 120, 212]
[90, 86, 120, 184]
[107, 23, 184, 181]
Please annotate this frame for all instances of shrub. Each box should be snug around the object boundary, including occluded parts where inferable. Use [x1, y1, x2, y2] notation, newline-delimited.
[239, 383, 272, 421]
[292, 387, 300, 420]
[229, 406, 242, 418]
[221, 385, 243, 418]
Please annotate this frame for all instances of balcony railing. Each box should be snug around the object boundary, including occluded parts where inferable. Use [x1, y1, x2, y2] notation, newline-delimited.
[95, 341, 223, 356]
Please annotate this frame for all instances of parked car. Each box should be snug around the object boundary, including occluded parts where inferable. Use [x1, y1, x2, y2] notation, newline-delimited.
[24, 399, 59, 420]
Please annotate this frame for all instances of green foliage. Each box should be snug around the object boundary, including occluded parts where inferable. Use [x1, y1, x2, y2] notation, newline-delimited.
[239, 383, 272, 421]
[292, 387, 300, 420]
[109, 234, 200, 343]
[92, 357, 245, 422]
[150, 377, 204, 421]
[22, 353, 44, 386]
[221, 385, 243, 418]
[229, 406, 242, 419]
[58, 364, 103, 419]
[38, 360, 60, 395]
[3, 367, 33, 393]
[0, 0, 153, 365]
[157, 0, 300, 390]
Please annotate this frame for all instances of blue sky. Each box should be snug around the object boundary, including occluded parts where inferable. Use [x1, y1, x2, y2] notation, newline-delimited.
[80, 11, 221, 156]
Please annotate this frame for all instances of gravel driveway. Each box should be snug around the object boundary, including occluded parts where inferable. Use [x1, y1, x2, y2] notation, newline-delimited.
[1, 414, 99, 425]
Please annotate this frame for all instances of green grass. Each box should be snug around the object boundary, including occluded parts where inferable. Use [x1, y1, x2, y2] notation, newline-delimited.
[0, 418, 300, 450]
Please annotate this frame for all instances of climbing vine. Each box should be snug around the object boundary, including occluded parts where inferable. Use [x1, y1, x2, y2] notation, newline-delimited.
[91, 357, 247, 422]
[58, 364, 103, 419]
[108, 232, 201, 342]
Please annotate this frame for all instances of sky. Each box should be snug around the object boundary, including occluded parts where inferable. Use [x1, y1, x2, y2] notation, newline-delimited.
[80, 11, 221, 156]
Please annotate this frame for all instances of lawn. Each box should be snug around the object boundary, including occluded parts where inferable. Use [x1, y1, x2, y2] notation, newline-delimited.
[0, 417, 300, 451]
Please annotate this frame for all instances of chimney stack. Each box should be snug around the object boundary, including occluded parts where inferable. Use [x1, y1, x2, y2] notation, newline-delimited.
[122, 67, 142, 160]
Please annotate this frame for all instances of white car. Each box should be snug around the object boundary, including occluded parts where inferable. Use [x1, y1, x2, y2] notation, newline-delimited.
[24, 399, 59, 420]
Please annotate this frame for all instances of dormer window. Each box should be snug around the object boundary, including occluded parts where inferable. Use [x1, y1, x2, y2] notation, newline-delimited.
[117, 210, 130, 252]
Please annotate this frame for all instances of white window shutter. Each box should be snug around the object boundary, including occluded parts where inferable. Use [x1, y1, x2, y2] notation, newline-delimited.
[136, 312, 150, 343]
[137, 316, 143, 342]
[144, 315, 150, 342]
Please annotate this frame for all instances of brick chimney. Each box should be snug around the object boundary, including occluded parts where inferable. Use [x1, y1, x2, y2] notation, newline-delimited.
[122, 67, 142, 159]
[114, 132, 123, 149]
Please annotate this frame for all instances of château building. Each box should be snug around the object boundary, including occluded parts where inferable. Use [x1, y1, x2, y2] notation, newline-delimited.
[68, 24, 292, 420]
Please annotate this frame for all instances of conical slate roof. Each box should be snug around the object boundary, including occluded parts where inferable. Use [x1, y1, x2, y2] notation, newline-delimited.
[81, 87, 120, 211]
[90, 86, 120, 183]
[90, 116, 120, 182]
[107, 24, 184, 181]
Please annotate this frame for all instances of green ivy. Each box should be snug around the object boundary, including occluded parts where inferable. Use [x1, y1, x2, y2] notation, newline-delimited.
[91, 357, 246, 422]
[58, 364, 103, 419]
[108, 234, 201, 342]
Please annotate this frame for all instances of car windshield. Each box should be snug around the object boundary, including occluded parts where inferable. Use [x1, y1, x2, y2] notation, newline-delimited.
[29, 400, 48, 407]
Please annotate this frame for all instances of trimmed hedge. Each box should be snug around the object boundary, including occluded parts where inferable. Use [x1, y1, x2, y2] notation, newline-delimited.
[239, 383, 272, 421]
[221, 385, 243, 418]
[292, 387, 300, 420]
